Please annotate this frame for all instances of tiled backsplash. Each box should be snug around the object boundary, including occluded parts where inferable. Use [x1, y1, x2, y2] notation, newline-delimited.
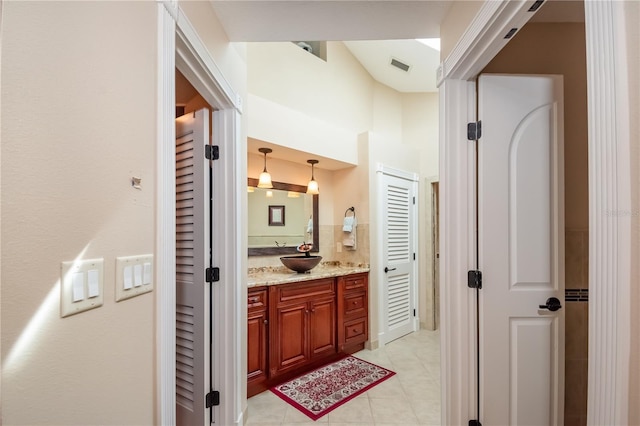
[565, 229, 588, 426]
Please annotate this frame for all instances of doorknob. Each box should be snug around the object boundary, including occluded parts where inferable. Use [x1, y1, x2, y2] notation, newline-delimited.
[539, 297, 562, 312]
[384, 267, 396, 273]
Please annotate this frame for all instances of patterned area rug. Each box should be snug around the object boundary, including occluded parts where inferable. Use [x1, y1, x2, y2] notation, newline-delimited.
[270, 356, 395, 421]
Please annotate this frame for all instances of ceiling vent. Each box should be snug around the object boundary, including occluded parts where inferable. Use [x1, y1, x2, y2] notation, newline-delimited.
[390, 58, 411, 72]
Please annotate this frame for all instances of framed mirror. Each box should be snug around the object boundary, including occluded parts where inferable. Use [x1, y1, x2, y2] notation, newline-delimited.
[248, 178, 319, 256]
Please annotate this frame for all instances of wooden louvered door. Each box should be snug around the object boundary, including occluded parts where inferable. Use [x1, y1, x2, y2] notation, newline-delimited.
[176, 109, 212, 426]
[380, 171, 417, 344]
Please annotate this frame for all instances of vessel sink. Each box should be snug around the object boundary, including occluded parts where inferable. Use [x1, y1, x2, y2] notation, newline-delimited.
[280, 255, 322, 273]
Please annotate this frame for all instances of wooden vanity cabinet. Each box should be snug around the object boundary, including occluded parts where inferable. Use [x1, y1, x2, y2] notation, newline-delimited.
[247, 272, 368, 397]
[337, 273, 369, 353]
[247, 287, 269, 396]
[269, 279, 337, 378]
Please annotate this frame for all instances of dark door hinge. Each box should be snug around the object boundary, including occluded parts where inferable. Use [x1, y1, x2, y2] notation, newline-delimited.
[413, 309, 416, 317]
[206, 267, 220, 283]
[413, 196, 416, 205]
[467, 270, 482, 289]
[469, 421, 482, 426]
[413, 253, 416, 261]
[205, 390, 220, 408]
[467, 121, 482, 141]
[205, 145, 219, 160]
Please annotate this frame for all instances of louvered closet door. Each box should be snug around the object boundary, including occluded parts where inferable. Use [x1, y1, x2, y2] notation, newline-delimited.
[176, 109, 211, 426]
[381, 172, 416, 344]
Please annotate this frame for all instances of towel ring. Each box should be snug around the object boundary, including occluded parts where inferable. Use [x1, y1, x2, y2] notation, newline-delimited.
[344, 207, 356, 218]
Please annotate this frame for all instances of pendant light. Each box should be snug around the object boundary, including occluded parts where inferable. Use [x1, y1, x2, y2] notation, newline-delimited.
[257, 148, 273, 188]
[306, 159, 319, 194]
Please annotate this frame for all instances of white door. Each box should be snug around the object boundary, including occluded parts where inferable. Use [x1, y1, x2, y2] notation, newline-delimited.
[380, 170, 418, 344]
[175, 109, 212, 426]
[478, 74, 565, 425]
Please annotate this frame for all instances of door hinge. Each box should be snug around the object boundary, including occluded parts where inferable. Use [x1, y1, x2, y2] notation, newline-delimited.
[205, 145, 220, 160]
[467, 270, 482, 289]
[467, 121, 482, 141]
[413, 253, 416, 261]
[205, 390, 220, 408]
[469, 421, 482, 426]
[413, 309, 416, 317]
[206, 267, 220, 283]
[413, 196, 416, 205]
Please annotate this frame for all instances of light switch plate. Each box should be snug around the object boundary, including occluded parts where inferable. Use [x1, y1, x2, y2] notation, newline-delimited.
[115, 254, 153, 302]
[60, 258, 104, 318]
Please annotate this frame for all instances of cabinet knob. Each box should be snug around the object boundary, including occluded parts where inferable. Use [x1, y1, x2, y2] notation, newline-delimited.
[264, 319, 268, 325]
[352, 301, 357, 305]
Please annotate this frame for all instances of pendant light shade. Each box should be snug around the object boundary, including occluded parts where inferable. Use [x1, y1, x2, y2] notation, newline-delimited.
[257, 148, 273, 188]
[306, 159, 319, 195]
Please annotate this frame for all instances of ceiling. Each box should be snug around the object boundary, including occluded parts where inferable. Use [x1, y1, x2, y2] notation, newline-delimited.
[211, 0, 585, 93]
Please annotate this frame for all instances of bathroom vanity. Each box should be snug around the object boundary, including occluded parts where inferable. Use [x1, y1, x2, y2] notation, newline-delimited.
[247, 269, 369, 397]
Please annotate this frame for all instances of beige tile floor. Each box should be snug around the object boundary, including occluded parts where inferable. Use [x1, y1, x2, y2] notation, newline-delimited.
[246, 329, 441, 425]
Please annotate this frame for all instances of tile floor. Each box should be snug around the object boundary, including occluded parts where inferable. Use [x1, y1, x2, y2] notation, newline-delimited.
[246, 329, 441, 425]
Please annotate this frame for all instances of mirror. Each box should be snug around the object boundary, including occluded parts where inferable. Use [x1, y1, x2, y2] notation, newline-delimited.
[248, 178, 319, 256]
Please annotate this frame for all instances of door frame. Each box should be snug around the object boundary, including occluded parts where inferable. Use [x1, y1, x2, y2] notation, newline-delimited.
[157, 1, 245, 424]
[439, 0, 631, 424]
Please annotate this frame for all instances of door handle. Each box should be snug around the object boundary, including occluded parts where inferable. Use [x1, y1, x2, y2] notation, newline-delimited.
[539, 297, 562, 312]
[384, 267, 396, 273]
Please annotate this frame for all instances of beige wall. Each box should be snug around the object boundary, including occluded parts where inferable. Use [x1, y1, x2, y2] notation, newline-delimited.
[248, 41, 373, 135]
[626, 0, 640, 423]
[440, 1, 484, 59]
[1, 1, 248, 424]
[1, 2, 157, 424]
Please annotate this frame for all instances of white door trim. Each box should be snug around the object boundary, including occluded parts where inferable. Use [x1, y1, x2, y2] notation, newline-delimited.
[584, 2, 631, 424]
[157, 2, 245, 424]
[439, 0, 631, 424]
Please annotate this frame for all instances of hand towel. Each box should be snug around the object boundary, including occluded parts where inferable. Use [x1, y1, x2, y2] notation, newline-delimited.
[306, 218, 313, 234]
[342, 216, 355, 232]
[342, 216, 357, 249]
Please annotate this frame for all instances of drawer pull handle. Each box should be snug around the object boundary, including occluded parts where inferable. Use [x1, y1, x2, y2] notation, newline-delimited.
[353, 328, 358, 333]
[249, 297, 259, 303]
[352, 301, 357, 305]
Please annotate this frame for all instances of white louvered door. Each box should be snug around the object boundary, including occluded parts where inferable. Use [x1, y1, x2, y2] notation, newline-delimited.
[380, 170, 417, 344]
[176, 109, 212, 426]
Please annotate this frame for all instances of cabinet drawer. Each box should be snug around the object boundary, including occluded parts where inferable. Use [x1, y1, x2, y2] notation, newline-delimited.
[343, 317, 367, 344]
[343, 274, 367, 291]
[277, 279, 334, 304]
[343, 291, 366, 318]
[248, 288, 267, 312]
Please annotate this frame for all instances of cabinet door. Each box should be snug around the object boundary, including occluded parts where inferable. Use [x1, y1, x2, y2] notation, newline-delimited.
[272, 301, 309, 375]
[309, 297, 337, 359]
[247, 309, 268, 383]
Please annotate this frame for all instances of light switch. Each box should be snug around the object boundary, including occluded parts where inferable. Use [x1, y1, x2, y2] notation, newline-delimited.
[115, 254, 153, 302]
[60, 258, 104, 318]
[123, 265, 133, 290]
[133, 264, 143, 287]
[87, 269, 100, 298]
[72, 272, 85, 302]
[143, 262, 152, 285]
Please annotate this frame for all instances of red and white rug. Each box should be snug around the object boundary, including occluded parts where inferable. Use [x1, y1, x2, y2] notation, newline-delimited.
[270, 356, 396, 421]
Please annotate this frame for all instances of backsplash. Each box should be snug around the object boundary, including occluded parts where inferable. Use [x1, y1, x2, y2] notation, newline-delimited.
[247, 224, 370, 269]
[565, 228, 588, 426]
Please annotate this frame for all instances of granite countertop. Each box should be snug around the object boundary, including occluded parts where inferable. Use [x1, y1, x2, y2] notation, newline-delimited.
[247, 261, 370, 288]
